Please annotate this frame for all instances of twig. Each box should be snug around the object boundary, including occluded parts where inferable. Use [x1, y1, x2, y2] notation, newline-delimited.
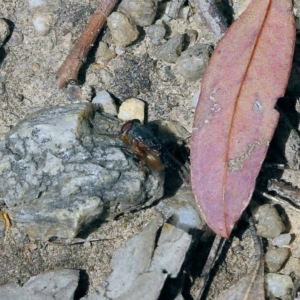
[196, 234, 225, 300]
[47, 237, 115, 246]
[189, 0, 228, 40]
[56, 0, 118, 88]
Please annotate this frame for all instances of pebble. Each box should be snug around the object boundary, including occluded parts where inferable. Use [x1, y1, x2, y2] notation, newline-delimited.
[147, 24, 166, 46]
[0, 269, 79, 299]
[178, 6, 190, 21]
[7, 30, 23, 47]
[118, 98, 145, 124]
[119, 0, 158, 26]
[176, 44, 212, 82]
[264, 247, 290, 272]
[0, 19, 10, 48]
[107, 12, 139, 47]
[265, 273, 295, 298]
[272, 233, 292, 246]
[32, 13, 52, 36]
[96, 42, 117, 63]
[154, 33, 184, 63]
[0, 82, 5, 95]
[254, 204, 285, 238]
[280, 256, 300, 275]
[192, 89, 201, 107]
[92, 90, 118, 115]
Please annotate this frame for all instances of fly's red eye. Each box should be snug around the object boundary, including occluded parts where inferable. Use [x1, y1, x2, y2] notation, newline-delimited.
[121, 121, 133, 134]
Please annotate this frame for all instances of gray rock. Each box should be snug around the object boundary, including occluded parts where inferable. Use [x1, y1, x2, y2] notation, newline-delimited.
[92, 90, 118, 115]
[176, 44, 212, 82]
[32, 13, 52, 36]
[154, 34, 184, 63]
[106, 217, 161, 298]
[0, 19, 10, 48]
[265, 273, 295, 299]
[147, 24, 166, 46]
[280, 256, 300, 276]
[254, 204, 285, 238]
[87, 217, 192, 299]
[107, 12, 139, 47]
[119, 0, 158, 27]
[149, 223, 192, 277]
[0, 269, 79, 300]
[265, 247, 290, 272]
[0, 104, 164, 240]
[156, 185, 202, 232]
[272, 234, 292, 246]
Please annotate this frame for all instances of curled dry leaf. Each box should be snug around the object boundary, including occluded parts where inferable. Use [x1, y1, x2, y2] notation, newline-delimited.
[191, 0, 295, 237]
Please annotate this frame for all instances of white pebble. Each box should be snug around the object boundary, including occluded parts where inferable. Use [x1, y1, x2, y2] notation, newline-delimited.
[178, 6, 190, 21]
[0, 19, 10, 47]
[254, 204, 285, 238]
[32, 13, 52, 36]
[272, 233, 292, 246]
[169, 205, 202, 232]
[265, 247, 290, 272]
[92, 91, 118, 116]
[107, 12, 139, 47]
[192, 90, 201, 107]
[280, 256, 300, 275]
[118, 98, 145, 124]
[265, 273, 295, 298]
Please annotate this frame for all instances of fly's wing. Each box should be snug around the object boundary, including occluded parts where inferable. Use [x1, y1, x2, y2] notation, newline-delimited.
[135, 140, 164, 171]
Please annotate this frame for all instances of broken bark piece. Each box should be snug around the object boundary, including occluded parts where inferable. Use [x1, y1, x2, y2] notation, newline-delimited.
[56, 0, 117, 88]
[190, 0, 228, 40]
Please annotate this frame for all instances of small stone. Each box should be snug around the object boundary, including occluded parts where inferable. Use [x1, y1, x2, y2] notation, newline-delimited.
[7, 30, 23, 47]
[107, 12, 139, 47]
[60, 32, 72, 50]
[118, 98, 145, 123]
[92, 91, 118, 115]
[96, 42, 116, 63]
[265, 247, 290, 272]
[119, 0, 158, 26]
[192, 89, 201, 107]
[0, 82, 5, 95]
[0, 269, 79, 299]
[176, 44, 212, 82]
[147, 24, 166, 46]
[0, 19, 10, 47]
[272, 234, 292, 246]
[265, 273, 295, 298]
[154, 34, 184, 63]
[32, 13, 52, 36]
[178, 6, 190, 21]
[254, 204, 285, 238]
[156, 186, 202, 232]
[66, 84, 82, 102]
[280, 256, 300, 276]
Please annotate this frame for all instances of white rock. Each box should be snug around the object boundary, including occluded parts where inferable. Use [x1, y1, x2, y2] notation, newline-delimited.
[118, 98, 145, 124]
[178, 6, 190, 21]
[192, 89, 201, 107]
[265, 273, 295, 298]
[272, 234, 292, 246]
[29, 0, 61, 12]
[254, 204, 285, 238]
[92, 91, 118, 115]
[0, 269, 79, 300]
[107, 12, 139, 47]
[0, 19, 10, 47]
[149, 223, 192, 277]
[265, 247, 290, 272]
[32, 13, 52, 36]
[280, 256, 300, 276]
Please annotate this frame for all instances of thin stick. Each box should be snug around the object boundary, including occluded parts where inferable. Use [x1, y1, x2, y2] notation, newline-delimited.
[189, 0, 228, 41]
[196, 234, 225, 300]
[56, 0, 118, 88]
